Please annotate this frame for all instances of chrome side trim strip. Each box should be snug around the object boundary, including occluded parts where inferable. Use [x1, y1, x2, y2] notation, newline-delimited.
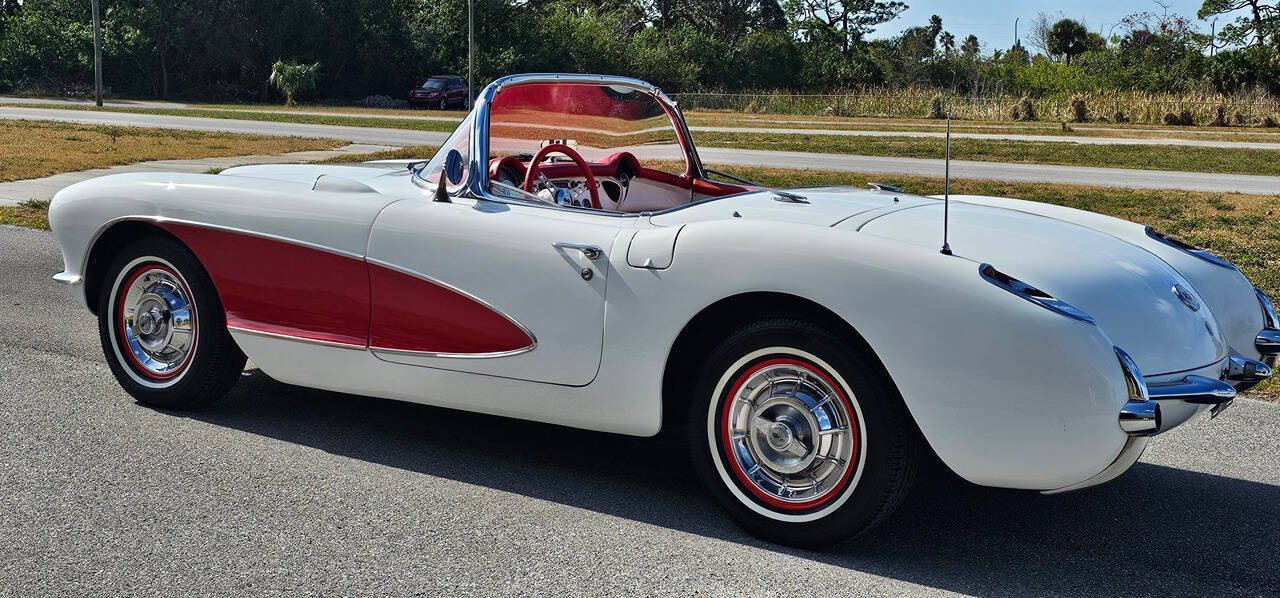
[1042, 435, 1149, 494]
[1145, 226, 1238, 270]
[226, 325, 367, 350]
[364, 257, 538, 359]
[52, 271, 83, 286]
[369, 345, 535, 360]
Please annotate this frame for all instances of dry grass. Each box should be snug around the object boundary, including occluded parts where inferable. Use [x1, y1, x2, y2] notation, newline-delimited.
[0, 120, 339, 183]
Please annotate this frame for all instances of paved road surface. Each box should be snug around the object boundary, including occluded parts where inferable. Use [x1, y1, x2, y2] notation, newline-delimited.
[2, 225, 1278, 596]
[5, 106, 1280, 195]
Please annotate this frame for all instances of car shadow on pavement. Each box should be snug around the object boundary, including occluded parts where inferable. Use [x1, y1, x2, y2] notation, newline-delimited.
[184, 369, 1280, 596]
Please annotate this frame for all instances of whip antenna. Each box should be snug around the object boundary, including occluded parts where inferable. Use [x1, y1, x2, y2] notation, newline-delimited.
[940, 114, 953, 256]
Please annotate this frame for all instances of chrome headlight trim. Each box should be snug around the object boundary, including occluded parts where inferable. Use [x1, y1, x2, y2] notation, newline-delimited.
[978, 264, 1096, 325]
[1145, 226, 1238, 271]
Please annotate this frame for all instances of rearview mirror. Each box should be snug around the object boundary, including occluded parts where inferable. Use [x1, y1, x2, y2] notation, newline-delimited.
[443, 149, 465, 186]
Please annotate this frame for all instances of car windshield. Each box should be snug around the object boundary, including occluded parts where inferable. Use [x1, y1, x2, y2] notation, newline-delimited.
[422, 79, 449, 89]
[487, 82, 686, 171]
[417, 111, 473, 187]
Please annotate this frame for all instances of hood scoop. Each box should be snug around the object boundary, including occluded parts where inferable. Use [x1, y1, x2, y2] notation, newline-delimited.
[313, 174, 379, 194]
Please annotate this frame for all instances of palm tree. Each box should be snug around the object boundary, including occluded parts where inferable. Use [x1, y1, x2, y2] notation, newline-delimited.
[268, 60, 321, 106]
[1047, 19, 1088, 65]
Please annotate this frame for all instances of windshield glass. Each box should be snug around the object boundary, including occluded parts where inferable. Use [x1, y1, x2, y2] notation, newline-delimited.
[417, 111, 473, 187]
[487, 82, 686, 170]
[422, 79, 448, 89]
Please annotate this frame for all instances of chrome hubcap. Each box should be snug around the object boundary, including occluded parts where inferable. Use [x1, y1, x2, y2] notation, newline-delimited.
[119, 267, 195, 378]
[725, 362, 857, 507]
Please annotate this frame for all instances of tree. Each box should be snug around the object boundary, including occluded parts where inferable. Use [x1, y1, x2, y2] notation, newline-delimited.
[1197, 0, 1278, 47]
[268, 60, 320, 105]
[1047, 18, 1088, 64]
[785, 0, 908, 52]
[961, 33, 980, 56]
[1027, 11, 1062, 56]
[938, 30, 955, 56]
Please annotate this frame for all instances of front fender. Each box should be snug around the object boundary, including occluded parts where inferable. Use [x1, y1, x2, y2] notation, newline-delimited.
[657, 219, 1130, 490]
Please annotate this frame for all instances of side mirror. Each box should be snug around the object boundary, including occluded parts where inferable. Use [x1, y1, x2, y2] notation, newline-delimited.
[443, 149, 465, 186]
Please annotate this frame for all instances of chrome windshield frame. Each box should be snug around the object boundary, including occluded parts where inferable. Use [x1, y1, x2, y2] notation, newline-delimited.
[454, 73, 704, 215]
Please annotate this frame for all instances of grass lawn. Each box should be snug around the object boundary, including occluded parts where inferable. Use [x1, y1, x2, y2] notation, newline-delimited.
[692, 131, 1280, 177]
[0, 119, 339, 183]
[8, 102, 1280, 177]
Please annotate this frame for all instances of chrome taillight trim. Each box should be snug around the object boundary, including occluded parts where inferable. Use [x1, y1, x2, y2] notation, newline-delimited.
[1145, 227, 1238, 271]
[978, 264, 1096, 325]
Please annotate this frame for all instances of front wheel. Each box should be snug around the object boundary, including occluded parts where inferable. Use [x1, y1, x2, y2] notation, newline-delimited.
[688, 318, 919, 547]
[97, 236, 246, 409]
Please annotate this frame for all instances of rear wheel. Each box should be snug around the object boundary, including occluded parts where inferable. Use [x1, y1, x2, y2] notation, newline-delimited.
[688, 317, 919, 547]
[438, 98, 448, 110]
[97, 236, 245, 409]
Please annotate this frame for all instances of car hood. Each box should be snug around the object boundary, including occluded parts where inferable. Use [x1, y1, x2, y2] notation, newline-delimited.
[851, 201, 1226, 375]
[218, 163, 417, 196]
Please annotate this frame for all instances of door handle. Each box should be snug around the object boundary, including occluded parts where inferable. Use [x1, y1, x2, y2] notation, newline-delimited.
[553, 242, 603, 261]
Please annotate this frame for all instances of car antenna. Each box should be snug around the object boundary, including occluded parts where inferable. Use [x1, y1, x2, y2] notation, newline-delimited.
[940, 114, 953, 256]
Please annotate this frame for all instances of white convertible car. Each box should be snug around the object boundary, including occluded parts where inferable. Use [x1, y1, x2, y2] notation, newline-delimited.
[49, 74, 1278, 547]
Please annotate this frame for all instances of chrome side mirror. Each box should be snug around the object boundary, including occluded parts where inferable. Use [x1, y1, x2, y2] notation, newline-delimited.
[443, 149, 465, 186]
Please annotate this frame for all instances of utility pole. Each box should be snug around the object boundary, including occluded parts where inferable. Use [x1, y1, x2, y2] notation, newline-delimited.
[467, 0, 474, 108]
[1211, 18, 1217, 56]
[91, 0, 103, 107]
[1013, 17, 1019, 48]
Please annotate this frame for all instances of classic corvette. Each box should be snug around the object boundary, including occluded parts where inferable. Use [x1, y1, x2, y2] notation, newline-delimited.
[49, 74, 1278, 547]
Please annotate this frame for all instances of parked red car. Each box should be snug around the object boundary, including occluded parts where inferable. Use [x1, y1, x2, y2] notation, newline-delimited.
[409, 75, 467, 109]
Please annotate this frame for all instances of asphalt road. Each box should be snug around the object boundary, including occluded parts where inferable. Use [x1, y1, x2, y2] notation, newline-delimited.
[4, 106, 1280, 195]
[3, 225, 1280, 596]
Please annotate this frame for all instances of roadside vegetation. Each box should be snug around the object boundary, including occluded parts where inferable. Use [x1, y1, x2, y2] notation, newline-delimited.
[0, 120, 337, 182]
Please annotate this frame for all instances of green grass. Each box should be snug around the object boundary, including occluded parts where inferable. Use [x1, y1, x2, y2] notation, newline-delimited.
[691, 131, 1280, 177]
[8, 102, 1280, 177]
[0, 199, 50, 229]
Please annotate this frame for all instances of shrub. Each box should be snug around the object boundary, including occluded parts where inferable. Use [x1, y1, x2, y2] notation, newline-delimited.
[1163, 112, 1180, 125]
[929, 94, 944, 119]
[1113, 110, 1129, 123]
[1210, 105, 1227, 126]
[268, 60, 321, 106]
[1009, 96, 1036, 121]
[1068, 94, 1087, 122]
[1233, 112, 1246, 126]
[1178, 109, 1194, 125]
[1265, 115, 1278, 128]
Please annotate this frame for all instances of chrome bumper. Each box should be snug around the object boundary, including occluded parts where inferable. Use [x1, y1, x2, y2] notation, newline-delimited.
[1114, 348, 1238, 437]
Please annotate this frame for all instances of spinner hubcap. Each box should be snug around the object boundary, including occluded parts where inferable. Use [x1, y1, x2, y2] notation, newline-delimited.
[722, 358, 859, 511]
[116, 265, 197, 380]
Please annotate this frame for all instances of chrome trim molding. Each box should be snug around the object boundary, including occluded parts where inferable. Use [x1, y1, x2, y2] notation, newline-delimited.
[1042, 435, 1149, 494]
[551, 241, 603, 261]
[1115, 348, 1160, 436]
[1257, 287, 1279, 329]
[52, 271, 83, 286]
[1258, 329, 1280, 355]
[867, 182, 905, 193]
[364, 257, 538, 358]
[226, 325, 367, 350]
[1145, 226, 1238, 270]
[980, 263, 1097, 325]
[1227, 355, 1272, 391]
[1148, 375, 1237, 405]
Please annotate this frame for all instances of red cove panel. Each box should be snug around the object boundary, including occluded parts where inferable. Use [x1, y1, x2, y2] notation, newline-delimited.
[159, 223, 370, 347]
[368, 263, 534, 355]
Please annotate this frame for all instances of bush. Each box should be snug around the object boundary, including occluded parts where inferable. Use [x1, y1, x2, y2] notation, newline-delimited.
[1163, 112, 1180, 125]
[1265, 115, 1278, 128]
[1113, 110, 1129, 123]
[1211, 105, 1227, 126]
[1010, 96, 1036, 121]
[1179, 109, 1194, 125]
[1233, 112, 1246, 126]
[1068, 94, 1087, 122]
[929, 94, 944, 119]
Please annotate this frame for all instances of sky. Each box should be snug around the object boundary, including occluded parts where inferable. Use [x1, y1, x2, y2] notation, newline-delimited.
[872, 0, 1214, 52]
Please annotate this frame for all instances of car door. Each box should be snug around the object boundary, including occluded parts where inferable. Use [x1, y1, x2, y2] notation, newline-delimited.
[449, 80, 466, 106]
[365, 194, 626, 386]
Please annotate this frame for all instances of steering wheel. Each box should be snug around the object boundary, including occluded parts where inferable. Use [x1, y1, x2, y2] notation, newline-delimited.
[522, 143, 601, 210]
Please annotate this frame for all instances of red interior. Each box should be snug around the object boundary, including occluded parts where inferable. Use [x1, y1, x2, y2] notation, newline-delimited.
[489, 151, 751, 201]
